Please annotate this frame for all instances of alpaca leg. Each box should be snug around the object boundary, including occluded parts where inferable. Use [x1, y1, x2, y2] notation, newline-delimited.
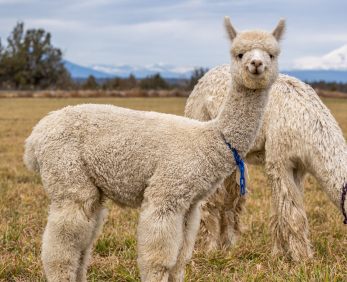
[196, 170, 246, 251]
[137, 199, 186, 282]
[196, 198, 221, 251]
[220, 170, 247, 248]
[168, 203, 201, 282]
[196, 179, 229, 252]
[42, 200, 103, 282]
[266, 163, 312, 260]
[76, 206, 107, 282]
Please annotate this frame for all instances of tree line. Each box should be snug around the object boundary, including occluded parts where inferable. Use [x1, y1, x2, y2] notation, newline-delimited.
[308, 81, 347, 93]
[81, 69, 209, 91]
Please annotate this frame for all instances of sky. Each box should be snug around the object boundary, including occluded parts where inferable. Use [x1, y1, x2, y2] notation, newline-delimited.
[0, 0, 346, 70]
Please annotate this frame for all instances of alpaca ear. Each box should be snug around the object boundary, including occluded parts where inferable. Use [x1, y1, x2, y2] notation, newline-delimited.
[223, 16, 238, 42]
[272, 18, 286, 41]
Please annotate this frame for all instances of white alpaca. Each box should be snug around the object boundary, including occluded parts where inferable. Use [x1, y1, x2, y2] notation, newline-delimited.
[24, 17, 285, 282]
[185, 64, 347, 260]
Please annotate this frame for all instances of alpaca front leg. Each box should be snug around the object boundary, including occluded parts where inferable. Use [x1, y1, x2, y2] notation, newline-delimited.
[137, 199, 185, 282]
[266, 163, 312, 261]
[42, 202, 101, 282]
[168, 203, 201, 282]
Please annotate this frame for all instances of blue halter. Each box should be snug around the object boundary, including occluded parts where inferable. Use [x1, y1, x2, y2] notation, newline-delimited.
[221, 134, 246, 195]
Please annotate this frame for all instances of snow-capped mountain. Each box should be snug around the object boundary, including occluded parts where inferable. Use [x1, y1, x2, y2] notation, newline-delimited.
[63, 60, 114, 78]
[90, 63, 195, 78]
[64, 44, 347, 83]
[294, 44, 347, 70]
[279, 44, 347, 82]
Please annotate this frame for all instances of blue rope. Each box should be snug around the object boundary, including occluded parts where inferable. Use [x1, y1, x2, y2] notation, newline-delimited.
[221, 134, 246, 195]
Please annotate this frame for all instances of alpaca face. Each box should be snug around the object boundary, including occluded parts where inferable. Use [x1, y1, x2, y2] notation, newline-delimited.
[230, 37, 280, 89]
[223, 17, 286, 90]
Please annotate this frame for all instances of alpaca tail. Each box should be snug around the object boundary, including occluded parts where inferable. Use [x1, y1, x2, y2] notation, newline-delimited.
[23, 133, 40, 174]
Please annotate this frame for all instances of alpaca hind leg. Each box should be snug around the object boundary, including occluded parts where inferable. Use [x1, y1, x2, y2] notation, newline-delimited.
[42, 201, 102, 282]
[266, 164, 312, 261]
[196, 170, 247, 252]
[196, 199, 221, 251]
[168, 203, 201, 282]
[137, 199, 186, 282]
[196, 179, 230, 251]
[76, 205, 107, 282]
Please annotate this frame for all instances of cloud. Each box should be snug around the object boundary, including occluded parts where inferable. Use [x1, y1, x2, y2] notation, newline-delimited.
[0, 0, 346, 70]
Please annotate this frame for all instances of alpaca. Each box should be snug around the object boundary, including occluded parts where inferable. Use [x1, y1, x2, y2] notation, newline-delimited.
[24, 17, 285, 282]
[185, 64, 347, 261]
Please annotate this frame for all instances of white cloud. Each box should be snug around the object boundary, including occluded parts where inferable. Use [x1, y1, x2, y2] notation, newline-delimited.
[26, 18, 85, 31]
[0, 0, 32, 3]
[170, 66, 195, 73]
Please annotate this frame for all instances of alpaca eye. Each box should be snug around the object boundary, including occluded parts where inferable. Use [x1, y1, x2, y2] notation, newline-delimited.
[270, 54, 274, 59]
[238, 54, 243, 59]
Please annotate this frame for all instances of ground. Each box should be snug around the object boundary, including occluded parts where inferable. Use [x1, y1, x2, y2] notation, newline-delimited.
[0, 97, 347, 281]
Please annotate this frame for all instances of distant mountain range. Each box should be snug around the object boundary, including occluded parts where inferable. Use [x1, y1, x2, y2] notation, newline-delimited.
[64, 44, 347, 83]
[91, 63, 195, 79]
[63, 61, 115, 79]
[64, 61, 194, 79]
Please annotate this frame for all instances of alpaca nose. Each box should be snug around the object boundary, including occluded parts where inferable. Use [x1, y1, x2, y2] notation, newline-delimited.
[251, 59, 263, 67]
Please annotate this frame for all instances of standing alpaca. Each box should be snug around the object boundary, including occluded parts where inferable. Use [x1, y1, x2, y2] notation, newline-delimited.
[185, 64, 347, 260]
[24, 17, 285, 282]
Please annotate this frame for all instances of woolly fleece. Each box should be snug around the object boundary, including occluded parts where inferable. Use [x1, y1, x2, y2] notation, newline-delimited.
[185, 64, 347, 261]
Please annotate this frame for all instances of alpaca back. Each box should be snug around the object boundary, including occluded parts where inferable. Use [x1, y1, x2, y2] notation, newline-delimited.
[266, 73, 346, 153]
[24, 104, 233, 208]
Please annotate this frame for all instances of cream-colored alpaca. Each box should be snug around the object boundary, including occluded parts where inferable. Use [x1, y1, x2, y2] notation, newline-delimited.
[24, 17, 285, 282]
[185, 65, 347, 261]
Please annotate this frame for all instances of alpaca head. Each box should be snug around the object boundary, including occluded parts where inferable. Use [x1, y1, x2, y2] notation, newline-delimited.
[224, 16, 286, 90]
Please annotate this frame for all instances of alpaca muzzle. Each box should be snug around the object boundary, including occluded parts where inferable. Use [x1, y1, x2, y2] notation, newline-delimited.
[249, 59, 265, 74]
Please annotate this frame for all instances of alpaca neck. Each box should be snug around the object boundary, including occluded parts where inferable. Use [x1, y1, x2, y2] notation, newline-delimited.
[213, 82, 270, 157]
[308, 135, 347, 210]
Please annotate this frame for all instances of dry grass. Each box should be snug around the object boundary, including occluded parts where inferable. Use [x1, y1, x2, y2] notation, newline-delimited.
[1, 97, 347, 281]
[315, 89, 347, 99]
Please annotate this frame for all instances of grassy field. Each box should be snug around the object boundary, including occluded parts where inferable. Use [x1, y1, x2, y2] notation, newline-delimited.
[0, 97, 347, 281]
